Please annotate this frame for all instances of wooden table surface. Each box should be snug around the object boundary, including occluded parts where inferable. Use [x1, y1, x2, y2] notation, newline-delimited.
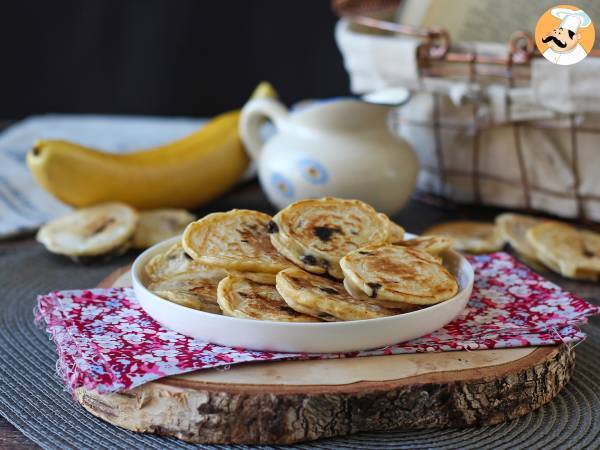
[1, 179, 599, 449]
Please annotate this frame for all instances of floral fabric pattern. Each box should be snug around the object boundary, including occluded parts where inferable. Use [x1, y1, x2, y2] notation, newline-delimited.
[36, 253, 599, 394]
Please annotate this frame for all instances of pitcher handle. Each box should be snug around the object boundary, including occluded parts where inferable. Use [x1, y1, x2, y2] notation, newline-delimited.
[239, 98, 289, 160]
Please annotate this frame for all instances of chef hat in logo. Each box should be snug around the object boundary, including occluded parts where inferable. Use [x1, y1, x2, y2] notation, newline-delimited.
[551, 8, 592, 33]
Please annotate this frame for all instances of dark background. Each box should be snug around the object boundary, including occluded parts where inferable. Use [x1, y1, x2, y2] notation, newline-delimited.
[0, 0, 350, 119]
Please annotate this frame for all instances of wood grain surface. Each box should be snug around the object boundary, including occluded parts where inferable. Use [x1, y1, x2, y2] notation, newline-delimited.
[72, 265, 574, 445]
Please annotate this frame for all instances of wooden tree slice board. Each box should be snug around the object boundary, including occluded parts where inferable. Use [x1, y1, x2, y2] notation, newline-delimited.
[75, 267, 575, 445]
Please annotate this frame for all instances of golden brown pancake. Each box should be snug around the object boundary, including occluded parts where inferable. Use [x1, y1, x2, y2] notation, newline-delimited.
[270, 198, 389, 278]
[423, 221, 504, 253]
[276, 267, 397, 321]
[146, 242, 277, 285]
[182, 209, 292, 274]
[398, 235, 452, 261]
[495, 213, 541, 261]
[149, 270, 225, 314]
[217, 276, 320, 322]
[145, 242, 197, 281]
[340, 244, 458, 305]
[526, 221, 600, 281]
[342, 278, 420, 312]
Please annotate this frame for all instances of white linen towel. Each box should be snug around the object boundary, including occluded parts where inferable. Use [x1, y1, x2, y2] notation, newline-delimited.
[0, 114, 203, 238]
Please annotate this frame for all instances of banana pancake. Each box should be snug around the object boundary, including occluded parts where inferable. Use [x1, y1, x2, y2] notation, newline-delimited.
[495, 213, 541, 261]
[269, 198, 390, 279]
[146, 242, 277, 284]
[276, 267, 396, 321]
[423, 221, 504, 253]
[182, 209, 292, 274]
[217, 276, 319, 322]
[526, 221, 600, 281]
[148, 270, 225, 314]
[146, 242, 196, 281]
[132, 209, 195, 249]
[340, 244, 458, 305]
[398, 235, 452, 261]
[342, 278, 420, 312]
[37, 202, 138, 258]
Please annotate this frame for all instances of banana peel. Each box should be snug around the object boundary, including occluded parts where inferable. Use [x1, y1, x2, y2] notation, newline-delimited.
[27, 82, 276, 210]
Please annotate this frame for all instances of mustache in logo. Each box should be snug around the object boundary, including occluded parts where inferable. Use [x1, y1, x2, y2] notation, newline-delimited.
[542, 35, 567, 48]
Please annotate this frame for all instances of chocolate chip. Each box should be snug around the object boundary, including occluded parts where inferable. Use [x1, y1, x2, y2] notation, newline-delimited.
[319, 286, 338, 295]
[583, 248, 595, 258]
[184, 252, 193, 260]
[301, 255, 317, 265]
[313, 226, 340, 242]
[267, 221, 279, 234]
[317, 312, 336, 321]
[367, 282, 382, 298]
[280, 306, 299, 315]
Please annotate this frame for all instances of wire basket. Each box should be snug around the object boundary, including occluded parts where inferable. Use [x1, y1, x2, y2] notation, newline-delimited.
[333, 0, 600, 222]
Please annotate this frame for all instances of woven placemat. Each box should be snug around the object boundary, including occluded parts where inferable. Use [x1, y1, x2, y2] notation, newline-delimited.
[1, 243, 599, 450]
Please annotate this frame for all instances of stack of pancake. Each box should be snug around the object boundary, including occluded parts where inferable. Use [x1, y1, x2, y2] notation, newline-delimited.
[146, 198, 459, 322]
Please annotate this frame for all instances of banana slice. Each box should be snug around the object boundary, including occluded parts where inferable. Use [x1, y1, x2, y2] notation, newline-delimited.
[133, 209, 195, 249]
[37, 202, 138, 258]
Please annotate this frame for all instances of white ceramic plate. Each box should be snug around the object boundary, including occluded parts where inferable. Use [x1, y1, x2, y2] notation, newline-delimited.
[132, 234, 474, 353]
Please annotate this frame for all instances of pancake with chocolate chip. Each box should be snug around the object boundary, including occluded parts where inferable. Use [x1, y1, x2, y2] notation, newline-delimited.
[340, 244, 458, 305]
[146, 242, 276, 285]
[149, 269, 225, 314]
[342, 278, 420, 312]
[269, 198, 389, 279]
[526, 221, 600, 281]
[217, 276, 320, 322]
[276, 267, 396, 321]
[146, 242, 197, 281]
[182, 209, 292, 275]
[423, 221, 504, 253]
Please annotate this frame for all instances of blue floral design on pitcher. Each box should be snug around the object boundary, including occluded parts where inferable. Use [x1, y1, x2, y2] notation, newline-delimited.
[270, 172, 294, 198]
[298, 158, 329, 185]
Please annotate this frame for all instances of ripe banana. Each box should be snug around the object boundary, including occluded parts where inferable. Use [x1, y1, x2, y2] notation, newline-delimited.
[27, 82, 276, 210]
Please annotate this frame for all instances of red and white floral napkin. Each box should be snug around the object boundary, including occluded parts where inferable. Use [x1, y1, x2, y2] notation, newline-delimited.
[36, 253, 599, 394]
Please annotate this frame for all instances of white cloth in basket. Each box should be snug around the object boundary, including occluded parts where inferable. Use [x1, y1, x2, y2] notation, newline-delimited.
[335, 18, 600, 221]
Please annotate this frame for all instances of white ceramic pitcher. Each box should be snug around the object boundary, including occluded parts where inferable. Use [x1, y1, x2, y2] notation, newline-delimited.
[239, 98, 418, 215]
